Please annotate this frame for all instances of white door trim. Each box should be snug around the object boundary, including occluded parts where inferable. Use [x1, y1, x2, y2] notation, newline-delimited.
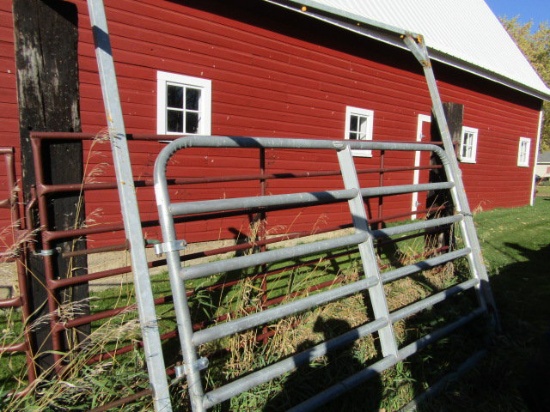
[411, 114, 431, 220]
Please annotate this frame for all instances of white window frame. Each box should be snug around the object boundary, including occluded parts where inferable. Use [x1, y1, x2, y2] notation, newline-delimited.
[344, 106, 374, 157]
[517, 137, 531, 167]
[459, 126, 478, 163]
[157, 71, 212, 135]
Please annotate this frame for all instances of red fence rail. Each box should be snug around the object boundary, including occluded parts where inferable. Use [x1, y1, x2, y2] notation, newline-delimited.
[0, 132, 447, 402]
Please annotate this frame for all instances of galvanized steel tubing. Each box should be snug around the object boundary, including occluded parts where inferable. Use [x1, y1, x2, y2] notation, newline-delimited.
[153, 136, 482, 410]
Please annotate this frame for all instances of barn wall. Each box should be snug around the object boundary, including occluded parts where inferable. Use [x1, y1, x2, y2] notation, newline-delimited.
[75, 0, 435, 245]
[0, 3, 20, 206]
[435, 65, 542, 210]
[0, 0, 543, 248]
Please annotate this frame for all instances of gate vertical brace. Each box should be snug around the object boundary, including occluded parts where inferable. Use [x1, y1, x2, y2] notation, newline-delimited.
[337, 146, 398, 358]
[86, 1, 172, 410]
[403, 35, 500, 331]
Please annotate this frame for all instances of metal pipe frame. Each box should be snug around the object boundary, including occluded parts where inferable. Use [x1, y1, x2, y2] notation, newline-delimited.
[153, 135, 493, 411]
[3, 128, 488, 406]
[72, 2, 497, 408]
[12, 127, 486, 407]
[402, 34, 500, 331]
[0, 147, 37, 384]
[86, 1, 171, 409]
[18, 130, 446, 394]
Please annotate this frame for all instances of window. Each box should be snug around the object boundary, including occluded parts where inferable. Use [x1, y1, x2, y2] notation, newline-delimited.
[344, 106, 374, 157]
[459, 127, 478, 163]
[518, 137, 531, 167]
[157, 71, 212, 135]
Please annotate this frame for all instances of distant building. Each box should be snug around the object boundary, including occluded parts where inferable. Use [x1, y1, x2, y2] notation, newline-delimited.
[536, 152, 550, 178]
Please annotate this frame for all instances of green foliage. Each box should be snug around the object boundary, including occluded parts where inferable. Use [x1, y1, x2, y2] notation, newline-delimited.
[0, 308, 154, 411]
[501, 17, 550, 151]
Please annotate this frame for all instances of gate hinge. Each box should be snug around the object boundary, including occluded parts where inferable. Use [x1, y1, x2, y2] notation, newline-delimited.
[153, 239, 187, 256]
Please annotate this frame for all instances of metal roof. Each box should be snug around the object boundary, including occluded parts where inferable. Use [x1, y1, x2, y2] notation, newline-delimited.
[265, 0, 550, 100]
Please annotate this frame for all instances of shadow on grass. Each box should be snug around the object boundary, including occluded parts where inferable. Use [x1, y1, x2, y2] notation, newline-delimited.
[490, 242, 550, 411]
[421, 242, 550, 411]
[263, 317, 383, 412]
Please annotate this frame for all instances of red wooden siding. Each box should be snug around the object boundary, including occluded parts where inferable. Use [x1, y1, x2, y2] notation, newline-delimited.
[436, 65, 541, 210]
[0, 3, 20, 212]
[0, 0, 543, 249]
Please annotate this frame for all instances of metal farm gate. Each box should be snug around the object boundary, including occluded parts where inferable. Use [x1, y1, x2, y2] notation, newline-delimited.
[0, 0, 500, 410]
[89, 0, 499, 409]
[152, 136, 498, 411]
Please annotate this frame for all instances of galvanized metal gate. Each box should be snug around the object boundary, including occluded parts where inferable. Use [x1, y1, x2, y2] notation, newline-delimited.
[152, 136, 498, 411]
[85, 0, 499, 410]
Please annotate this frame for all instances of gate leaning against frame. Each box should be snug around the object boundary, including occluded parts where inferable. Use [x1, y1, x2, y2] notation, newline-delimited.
[153, 135, 499, 412]
[85, 0, 499, 409]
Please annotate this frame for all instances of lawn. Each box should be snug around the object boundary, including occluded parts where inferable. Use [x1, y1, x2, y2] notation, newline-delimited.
[421, 195, 550, 411]
[1, 195, 549, 411]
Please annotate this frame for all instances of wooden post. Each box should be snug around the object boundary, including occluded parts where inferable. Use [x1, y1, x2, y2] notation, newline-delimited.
[13, 0, 88, 371]
[426, 103, 464, 253]
[442, 102, 464, 154]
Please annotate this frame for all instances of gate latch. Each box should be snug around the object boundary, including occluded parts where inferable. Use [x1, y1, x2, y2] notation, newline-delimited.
[153, 239, 187, 256]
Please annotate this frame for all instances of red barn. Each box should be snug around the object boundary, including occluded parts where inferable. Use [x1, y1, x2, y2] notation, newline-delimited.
[1, 0, 549, 247]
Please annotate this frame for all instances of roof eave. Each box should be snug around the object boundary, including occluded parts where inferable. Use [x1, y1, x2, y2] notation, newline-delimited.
[264, 0, 550, 102]
[430, 50, 550, 102]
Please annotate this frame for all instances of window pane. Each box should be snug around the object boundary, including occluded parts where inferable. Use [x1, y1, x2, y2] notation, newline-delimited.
[462, 143, 468, 158]
[185, 112, 199, 134]
[358, 116, 367, 140]
[463, 134, 471, 157]
[167, 85, 183, 108]
[350, 115, 359, 132]
[460, 130, 477, 162]
[167, 110, 183, 133]
[519, 140, 529, 165]
[186, 88, 201, 111]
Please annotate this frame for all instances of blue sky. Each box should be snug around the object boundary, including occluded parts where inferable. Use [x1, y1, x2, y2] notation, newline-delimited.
[485, 0, 550, 27]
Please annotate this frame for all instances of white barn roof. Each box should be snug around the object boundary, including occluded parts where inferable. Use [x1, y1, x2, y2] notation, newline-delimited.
[266, 0, 550, 100]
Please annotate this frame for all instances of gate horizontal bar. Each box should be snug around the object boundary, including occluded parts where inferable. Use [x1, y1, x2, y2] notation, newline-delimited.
[170, 182, 454, 217]
[170, 188, 358, 216]
[399, 349, 486, 412]
[371, 215, 463, 239]
[289, 307, 485, 412]
[398, 307, 485, 360]
[381, 248, 471, 284]
[192, 275, 380, 346]
[155, 135, 445, 154]
[361, 182, 454, 198]
[181, 232, 367, 280]
[390, 278, 480, 323]
[202, 317, 389, 408]
[288, 354, 399, 412]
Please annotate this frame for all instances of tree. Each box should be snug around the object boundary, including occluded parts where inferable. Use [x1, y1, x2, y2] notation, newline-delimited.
[501, 17, 550, 151]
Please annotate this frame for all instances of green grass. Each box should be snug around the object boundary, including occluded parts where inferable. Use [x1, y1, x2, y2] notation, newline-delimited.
[1, 197, 549, 411]
[476, 197, 550, 332]
[420, 195, 550, 411]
